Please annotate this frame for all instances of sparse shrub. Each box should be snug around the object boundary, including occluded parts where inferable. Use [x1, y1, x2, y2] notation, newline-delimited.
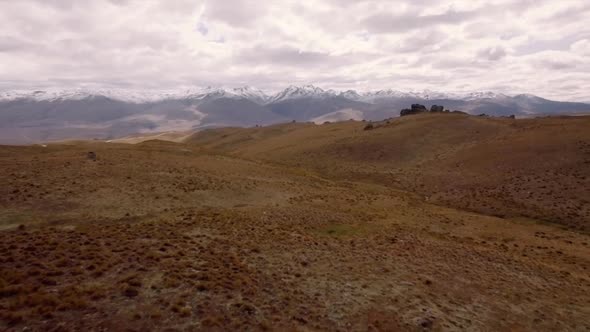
[0, 285, 24, 298]
[122, 286, 139, 297]
[178, 306, 192, 317]
[1, 311, 24, 326]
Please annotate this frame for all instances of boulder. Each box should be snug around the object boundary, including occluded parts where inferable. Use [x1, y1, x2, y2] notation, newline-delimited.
[430, 105, 444, 112]
[87, 152, 97, 161]
[401, 104, 428, 116]
[400, 109, 415, 116]
[411, 104, 427, 111]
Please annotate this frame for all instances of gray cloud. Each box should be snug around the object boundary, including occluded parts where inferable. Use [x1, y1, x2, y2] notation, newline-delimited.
[479, 46, 507, 61]
[236, 45, 377, 68]
[238, 46, 332, 66]
[0, 36, 37, 52]
[202, 0, 268, 28]
[392, 30, 449, 53]
[361, 8, 479, 34]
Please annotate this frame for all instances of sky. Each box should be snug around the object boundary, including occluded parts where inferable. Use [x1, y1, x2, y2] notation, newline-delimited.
[0, 0, 589, 101]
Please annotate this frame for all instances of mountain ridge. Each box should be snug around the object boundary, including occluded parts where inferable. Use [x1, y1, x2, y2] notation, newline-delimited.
[2, 85, 590, 144]
[0, 85, 556, 105]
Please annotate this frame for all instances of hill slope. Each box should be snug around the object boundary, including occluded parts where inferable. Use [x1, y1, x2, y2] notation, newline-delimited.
[186, 114, 590, 231]
[0, 114, 589, 330]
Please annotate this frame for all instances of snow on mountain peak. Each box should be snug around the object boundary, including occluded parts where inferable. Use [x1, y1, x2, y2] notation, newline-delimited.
[339, 90, 362, 100]
[358, 89, 412, 102]
[269, 85, 335, 103]
[0, 86, 544, 105]
[229, 86, 269, 103]
[0, 86, 271, 104]
[460, 91, 509, 100]
[513, 93, 546, 101]
[0, 88, 187, 103]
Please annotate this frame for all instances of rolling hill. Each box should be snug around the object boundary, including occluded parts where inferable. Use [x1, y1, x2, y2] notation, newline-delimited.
[0, 113, 589, 330]
[186, 113, 590, 232]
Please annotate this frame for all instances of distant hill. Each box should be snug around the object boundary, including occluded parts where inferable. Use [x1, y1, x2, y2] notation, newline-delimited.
[1, 85, 590, 144]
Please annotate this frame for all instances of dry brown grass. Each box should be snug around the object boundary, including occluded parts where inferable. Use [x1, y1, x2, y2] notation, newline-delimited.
[186, 114, 590, 232]
[0, 114, 589, 330]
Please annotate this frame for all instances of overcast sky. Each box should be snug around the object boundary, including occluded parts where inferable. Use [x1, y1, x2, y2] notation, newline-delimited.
[0, 0, 589, 100]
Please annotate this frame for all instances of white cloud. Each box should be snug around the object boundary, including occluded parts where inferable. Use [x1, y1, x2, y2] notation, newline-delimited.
[0, 0, 588, 101]
[571, 39, 590, 56]
[478, 46, 508, 61]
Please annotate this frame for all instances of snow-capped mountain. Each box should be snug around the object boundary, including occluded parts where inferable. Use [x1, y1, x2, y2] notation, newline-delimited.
[180, 86, 271, 104]
[230, 86, 270, 104]
[0, 88, 188, 103]
[268, 85, 336, 103]
[354, 89, 413, 103]
[0, 85, 569, 105]
[460, 91, 509, 101]
[1, 84, 590, 144]
[339, 90, 363, 100]
[0, 86, 272, 105]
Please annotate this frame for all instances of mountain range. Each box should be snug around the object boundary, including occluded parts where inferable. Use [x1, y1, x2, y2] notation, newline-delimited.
[1, 85, 590, 144]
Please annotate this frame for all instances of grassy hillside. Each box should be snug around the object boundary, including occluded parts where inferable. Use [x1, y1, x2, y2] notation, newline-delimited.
[186, 114, 590, 231]
[0, 115, 589, 330]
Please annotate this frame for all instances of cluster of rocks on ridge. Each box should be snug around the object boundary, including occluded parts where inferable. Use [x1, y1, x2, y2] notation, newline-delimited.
[364, 104, 459, 130]
[400, 104, 455, 116]
[363, 103, 519, 130]
[398, 104, 517, 119]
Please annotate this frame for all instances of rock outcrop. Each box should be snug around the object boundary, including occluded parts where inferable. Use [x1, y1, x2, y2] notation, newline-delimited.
[401, 104, 450, 116]
[430, 105, 444, 112]
[400, 104, 428, 116]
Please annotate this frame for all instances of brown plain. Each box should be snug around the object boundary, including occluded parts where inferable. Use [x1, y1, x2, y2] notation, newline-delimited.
[1, 113, 589, 331]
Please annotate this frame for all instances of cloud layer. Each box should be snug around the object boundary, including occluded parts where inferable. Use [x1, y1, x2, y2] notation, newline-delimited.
[0, 0, 589, 101]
